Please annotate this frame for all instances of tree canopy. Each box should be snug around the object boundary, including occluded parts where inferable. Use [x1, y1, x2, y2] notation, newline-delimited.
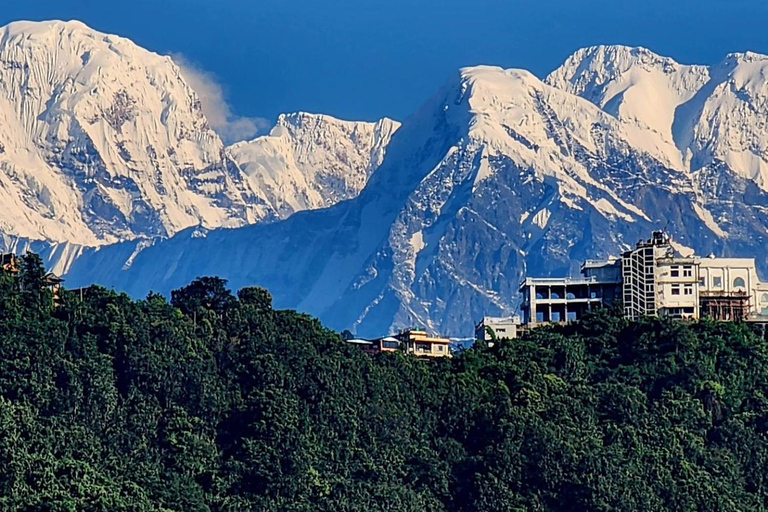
[2, 257, 768, 510]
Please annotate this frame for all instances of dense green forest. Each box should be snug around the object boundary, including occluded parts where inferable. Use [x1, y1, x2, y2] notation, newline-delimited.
[3, 254, 768, 510]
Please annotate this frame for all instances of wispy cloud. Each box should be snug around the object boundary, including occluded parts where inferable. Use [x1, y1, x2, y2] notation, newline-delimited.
[171, 53, 270, 144]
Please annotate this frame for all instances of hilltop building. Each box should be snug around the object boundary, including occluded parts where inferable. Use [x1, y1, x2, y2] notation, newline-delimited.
[397, 329, 453, 358]
[475, 316, 520, 342]
[520, 232, 768, 328]
[520, 257, 623, 327]
[346, 336, 402, 356]
[621, 231, 700, 320]
[1, 253, 64, 303]
[345, 329, 453, 358]
[520, 275, 622, 327]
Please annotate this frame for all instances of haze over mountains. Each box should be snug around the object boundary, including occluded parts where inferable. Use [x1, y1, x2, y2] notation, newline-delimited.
[4, 20, 768, 336]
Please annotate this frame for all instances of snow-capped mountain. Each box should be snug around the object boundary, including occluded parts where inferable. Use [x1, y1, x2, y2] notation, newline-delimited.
[547, 45, 768, 188]
[0, 20, 398, 250]
[0, 20, 259, 245]
[230, 113, 399, 219]
[54, 46, 768, 336]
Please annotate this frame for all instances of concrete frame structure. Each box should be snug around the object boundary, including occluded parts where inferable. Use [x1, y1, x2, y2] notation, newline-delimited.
[520, 276, 621, 327]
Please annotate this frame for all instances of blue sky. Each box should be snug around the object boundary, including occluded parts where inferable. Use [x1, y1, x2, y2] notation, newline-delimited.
[4, 0, 768, 129]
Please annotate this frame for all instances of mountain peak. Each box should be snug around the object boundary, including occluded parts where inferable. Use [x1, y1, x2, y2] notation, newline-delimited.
[559, 45, 680, 69]
[546, 45, 705, 101]
[0, 18, 256, 245]
[463, 65, 542, 92]
[4, 19, 93, 34]
[722, 50, 768, 65]
[1, 20, 139, 53]
[228, 112, 400, 220]
[452, 66, 547, 119]
[275, 111, 399, 133]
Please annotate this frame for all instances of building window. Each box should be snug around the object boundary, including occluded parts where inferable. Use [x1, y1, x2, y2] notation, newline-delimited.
[700, 277, 706, 286]
[684, 285, 693, 295]
[566, 292, 576, 300]
[567, 311, 577, 321]
[437, 345, 444, 352]
[734, 277, 746, 288]
[551, 291, 561, 299]
[671, 266, 680, 277]
[683, 266, 693, 277]
[713, 277, 722, 288]
[762, 293, 768, 303]
[671, 285, 681, 295]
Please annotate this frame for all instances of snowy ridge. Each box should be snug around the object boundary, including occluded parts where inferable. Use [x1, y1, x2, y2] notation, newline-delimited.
[229, 112, 399, 219]
[546, 45, 710, 170]
[546, 45, 768, 187]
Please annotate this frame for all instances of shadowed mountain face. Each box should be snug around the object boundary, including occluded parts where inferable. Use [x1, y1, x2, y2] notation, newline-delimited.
[61, 48, 768, 337]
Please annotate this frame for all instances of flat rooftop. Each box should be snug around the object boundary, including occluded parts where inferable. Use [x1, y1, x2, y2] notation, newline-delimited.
[521, 276, 620, 287]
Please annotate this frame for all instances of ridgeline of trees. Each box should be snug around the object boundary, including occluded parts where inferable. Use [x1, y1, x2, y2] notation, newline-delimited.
[3, 254, 768, 510]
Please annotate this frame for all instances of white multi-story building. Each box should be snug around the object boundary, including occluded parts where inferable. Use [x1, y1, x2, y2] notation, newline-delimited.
[519, 231, 768, 328]
[622, 232, 700, 320]
[699, 256, 768, 320]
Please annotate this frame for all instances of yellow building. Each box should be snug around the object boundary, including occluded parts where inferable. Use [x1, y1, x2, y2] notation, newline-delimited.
[396, 329, 453, 358]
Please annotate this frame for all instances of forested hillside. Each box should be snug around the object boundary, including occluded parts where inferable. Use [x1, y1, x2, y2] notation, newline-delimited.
[2, 255, 768, 511]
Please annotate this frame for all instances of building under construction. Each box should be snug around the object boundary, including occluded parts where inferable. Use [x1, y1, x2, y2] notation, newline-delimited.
[519, 231, 768, 328]
[699, 290, 751, 322]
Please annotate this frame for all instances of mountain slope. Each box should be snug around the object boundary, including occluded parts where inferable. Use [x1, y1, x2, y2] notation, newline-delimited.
[63, 47, 768, 337]
[547, 45, 768, 187]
